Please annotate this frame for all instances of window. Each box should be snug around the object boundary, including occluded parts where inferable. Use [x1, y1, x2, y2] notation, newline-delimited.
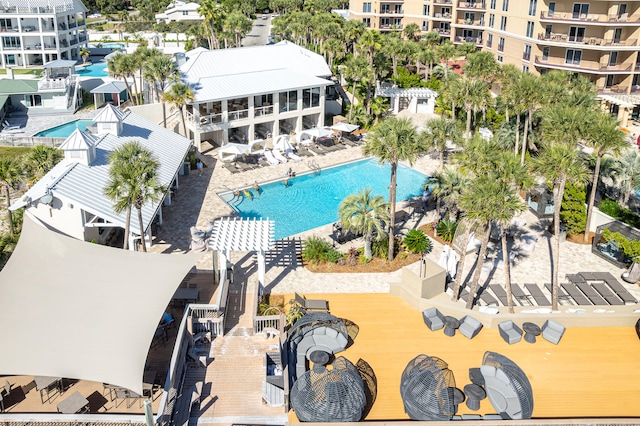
[572, 3, 589, 19]
[0, 18, 12, 30]
[26, 94, 41, 107]
[394, 4, 402, 14]
[422, 20, 429, 30]
[489, 14, 494, 27]
[548, 2, 555, 17]
[526, 21, 534, 37]
[500, 16, 507, 31]
[502, 0, 508, 12]
[303, 87, 320, 109]
[542, 46, 549, 61]
[609, 51, 618, 66]
[393, 17, 402, 27]
[381, 4, 390, 13]
[606, 74, 615, 87]
[528, 0, 537, 16]
[497, 55, 503, 62]
[423, 5, 429, 15]
[490, 0, 496, 9]
[487, 33, 493, 47]
[441, 7, 451, 16]
[182, 10, 188, 15]
[569, 26, 585, 42]
[2, 36, 20, 48]
[498, 36, 504, 52]
[362, 2, 371, 13]
[363, 18, 371, 27]
[523, 65, 529, 73]
[465, 12, 475, 23]
[523, 44, 531, 61]
[380, 17, 390, 27]
[565, 49, 582, 65]
[279, 90, 298, 113]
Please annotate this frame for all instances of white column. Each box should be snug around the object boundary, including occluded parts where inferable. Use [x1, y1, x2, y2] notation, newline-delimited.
[393, 96, 400, 114]
[218, 250, 228, 286]
[257, 249, 266, 296]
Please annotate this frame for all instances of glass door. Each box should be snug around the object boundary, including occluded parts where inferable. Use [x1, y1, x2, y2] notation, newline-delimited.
[548, 2, 555, 17]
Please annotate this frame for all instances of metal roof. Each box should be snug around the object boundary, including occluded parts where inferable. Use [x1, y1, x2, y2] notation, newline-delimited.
[90, 81, 127, 94]
[12, 107, 192, 235]
[59, 127, 97, 150]
[179, 41, 332, 102]
[43, 59, 78, 69]
[190, 69, 333, 102]
[0, 79, 38, 94]
[208, 217, 274, 252]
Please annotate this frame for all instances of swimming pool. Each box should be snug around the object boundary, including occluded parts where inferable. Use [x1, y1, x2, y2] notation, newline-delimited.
[34, 119, 94, 138]
[75, 62, 109, 77]
[220, 158, 427, 240]
[88, 43, 125, 50]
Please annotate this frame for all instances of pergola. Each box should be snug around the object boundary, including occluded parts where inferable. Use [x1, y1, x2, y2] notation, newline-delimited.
[208, 217, 274, 293]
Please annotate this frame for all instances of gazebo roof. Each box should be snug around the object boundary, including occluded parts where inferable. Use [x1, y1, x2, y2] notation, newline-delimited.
[43, 59, 78, 69]
[90, 81, 127, 94]
[208, 217, 274, 251]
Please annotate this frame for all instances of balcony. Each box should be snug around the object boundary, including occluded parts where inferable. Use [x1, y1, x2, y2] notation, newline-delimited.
[380, 24, 403, 29]
[434, 28, 451, 36]
[186, 110, 224, 127]
[228, 109, 249, 121]
[534, 55, 633, 74]
[254, 105, 273, 117]
[457, 1, 486, 10]
[434, 0, 453, 4]
[454, 35, 482, 46]
[537, 32, 638, 47]
[38, 77, 68, 91]
[434, 12, 452, 20]
[457, 18, 484, 26]
[380, 9, 404, 15]
[540, 10, 640, 24]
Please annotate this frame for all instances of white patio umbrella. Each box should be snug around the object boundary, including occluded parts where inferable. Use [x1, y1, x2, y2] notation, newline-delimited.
[438, 245, 450, 271]
[447, 247, 459, 279]
[299, 127, 333, 139]
[218, 142, 249, 162]
[331, 122, 359, 133]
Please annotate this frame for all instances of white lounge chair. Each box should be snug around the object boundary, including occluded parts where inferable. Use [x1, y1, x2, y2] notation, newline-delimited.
[263, 150, 281, 165]
[2, 121, 20, 131]
[273, 148, 288, 163]
[285, 148, 302, 162]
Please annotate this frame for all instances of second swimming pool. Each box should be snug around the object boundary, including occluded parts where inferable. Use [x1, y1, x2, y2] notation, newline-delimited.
[34, 119, 94, 138]
[219, 158, 428, 240]
[75, 62, 109, 77]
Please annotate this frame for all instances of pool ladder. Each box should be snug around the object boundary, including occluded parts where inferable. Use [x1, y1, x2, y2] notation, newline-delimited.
[307, 160, 321, 175]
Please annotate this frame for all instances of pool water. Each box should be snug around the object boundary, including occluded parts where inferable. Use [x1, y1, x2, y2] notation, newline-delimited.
[220, 158, 427, 240]
[88, 43, 125, 50]
[75, 62, 109, 77]
[34, 119, 94, 138]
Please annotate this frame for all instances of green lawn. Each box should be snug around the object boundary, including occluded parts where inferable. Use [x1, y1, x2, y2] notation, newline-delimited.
[0, 147, 33, 159]
[0, 68, 42, 75]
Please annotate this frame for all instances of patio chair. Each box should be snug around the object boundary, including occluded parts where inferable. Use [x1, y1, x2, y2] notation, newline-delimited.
[422, 307, 445, 331]
[286, 148, 302, 162]
[489, 284, 509, 306]
[273, 148, 288, 163]
[498, 320, 522, 344]
[294, 292, 328, 312]
[524, 284, 551, 306]
[459, 315, 483, 339]
[263, 150, 281, 165]
[541, 320, 565, 344]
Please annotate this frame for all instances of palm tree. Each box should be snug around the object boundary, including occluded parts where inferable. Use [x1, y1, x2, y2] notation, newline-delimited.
[145, 55, 177, 127]
[583, 113, 627, 242]
[163, 82, 195, 137]
[369, 96, 389, 125]
[338, 188, 389, 260]
[437, 40, 457, 78]
[0, 158, 22, 235]
[363, 117, 425, 260]
[104, 141, 165, 252]
[80, 47, 91, 64]
[424, 116, 459, 171]
[107, 54, 135, 107]
[342, 55, 371, 122]
[463, 51, 499, 83]
[358, 29, 382, 68]
[413, 45, 437, 79]
[531, 141, 588, 310]
[460, 77, 489, 136]
[342, 20, 365, 55]
[198, 0, 223, 49]
[430, 166, 470, 222]
[518, 73, 540, 165]
[23, 145, 63, 186]
[224, 11, 252, 47]
[403, 23, 421, 41]
[604, 150, 640, 206]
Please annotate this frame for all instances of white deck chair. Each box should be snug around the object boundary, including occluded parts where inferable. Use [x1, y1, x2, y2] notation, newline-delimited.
[286, 148, 302, 162]
[273, 148, 288, 163]
[264, 150, 281, 165]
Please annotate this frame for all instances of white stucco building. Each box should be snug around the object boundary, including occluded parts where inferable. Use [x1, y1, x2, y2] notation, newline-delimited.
[155, 0, 204, 24]
[178, 42, 336, 150]
[0, 0, 88, 68]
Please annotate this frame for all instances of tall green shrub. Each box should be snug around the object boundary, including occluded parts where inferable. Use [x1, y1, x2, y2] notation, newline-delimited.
[560, 182, 586, 236]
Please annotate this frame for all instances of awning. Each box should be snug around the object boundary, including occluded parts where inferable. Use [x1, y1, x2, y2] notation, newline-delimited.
[0, 215, 201, 394]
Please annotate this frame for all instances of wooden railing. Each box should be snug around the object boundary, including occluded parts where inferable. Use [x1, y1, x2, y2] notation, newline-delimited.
[254, 313, 284, 334]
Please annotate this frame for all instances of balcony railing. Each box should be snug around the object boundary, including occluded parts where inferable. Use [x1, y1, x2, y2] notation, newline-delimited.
[457, 1, 486, 10]
[434, 0, 453, 4]
[457, 18, 483, 26]
[435, 28, 451, 35]
[454, 35, 482, 45]
[186, 110, 223, 126]
[497, 43, 504, 52]
[534, 55, 633, 72]
[540, 10, 639, 24]
[523, 52, 531, 61]
[254, 105, 273, 117]
[228, 109, 249, 121]
[38, 77, 68, 91]
[0, 4, 73, 13]
[380, 24, 404, 29]
[486, 38, 492, 47]
[537, 32, 637, 46]
[597, 85, 629, 94]
[380, 9, 404, 14]
[434, 13, 452, 19]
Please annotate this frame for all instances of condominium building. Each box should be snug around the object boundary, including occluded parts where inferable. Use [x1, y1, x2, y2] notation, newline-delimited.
[349, 0, 640, 124]
[0, 0, 88, 68]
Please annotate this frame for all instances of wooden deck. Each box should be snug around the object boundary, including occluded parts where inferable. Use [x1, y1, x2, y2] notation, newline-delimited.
[286, 292, 640, 421]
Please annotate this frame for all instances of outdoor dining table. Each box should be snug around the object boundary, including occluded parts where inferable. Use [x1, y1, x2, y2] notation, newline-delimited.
[56, 391, 88, 414]
[523, 322, 541, 343]
[172, 288, 199, 304]
[35, 376, 62, 404]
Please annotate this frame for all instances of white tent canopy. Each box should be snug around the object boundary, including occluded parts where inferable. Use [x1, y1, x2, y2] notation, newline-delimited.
[218, 142, 251, 162]
[330, 123, 359, 133]
[0, 215, 200, 395]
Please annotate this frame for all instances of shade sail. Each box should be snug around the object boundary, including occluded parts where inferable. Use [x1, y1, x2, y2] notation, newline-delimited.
[0, 215, 201, 395]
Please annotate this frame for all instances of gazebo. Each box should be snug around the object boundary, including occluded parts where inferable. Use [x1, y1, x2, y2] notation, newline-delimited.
[207, 217, 274, 293]
[90, 81, 128, 109]
[42, 59, 78, 79]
